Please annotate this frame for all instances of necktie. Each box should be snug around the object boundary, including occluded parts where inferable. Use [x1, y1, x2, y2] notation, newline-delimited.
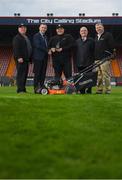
[42, 34, 47, 47]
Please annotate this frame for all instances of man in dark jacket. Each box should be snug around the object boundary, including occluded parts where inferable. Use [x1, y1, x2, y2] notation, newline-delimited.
[13, 23, 32, 93]
[76, 26, 95, 94]
[48, 24, 75, 81]
[33, 24, 48, 93]
[95, 23, 114, 94]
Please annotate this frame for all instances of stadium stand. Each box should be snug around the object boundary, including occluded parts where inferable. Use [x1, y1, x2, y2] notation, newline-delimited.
[46, 56, 54, 77]
[6, 55, 16, 77]
[0, 46, 122, 85]
[0, 46, 14, 86]
[113, 48, 122, 85]
[116, 48, 122, 75]
[28, 63, 34, 77]
[111, 59, 121, 77]
[0, 16, 122, 85]
[118, 59, 122, 75]
[0, 46, 12, 77]
[27, 56, 54, 77]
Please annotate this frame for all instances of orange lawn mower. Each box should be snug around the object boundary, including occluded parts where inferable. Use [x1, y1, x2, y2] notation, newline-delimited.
[36, 51, 113, 95]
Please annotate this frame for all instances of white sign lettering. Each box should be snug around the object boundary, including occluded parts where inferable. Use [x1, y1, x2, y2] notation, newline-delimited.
[26, 18, 101, 25]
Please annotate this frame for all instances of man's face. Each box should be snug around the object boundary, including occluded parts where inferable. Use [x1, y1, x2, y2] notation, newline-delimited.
[18, 26, 27, 35]
[56, 28, 64, 35]
[39, 24, 47, 34]
[80, 27, 88, 38]
[95, 24, 104, 34]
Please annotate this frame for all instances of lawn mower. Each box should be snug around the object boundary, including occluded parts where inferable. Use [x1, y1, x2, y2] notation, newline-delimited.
[37, 51, 114, 95]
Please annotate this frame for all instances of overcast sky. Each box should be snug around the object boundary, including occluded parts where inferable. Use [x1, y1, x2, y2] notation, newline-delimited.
[0, 0, 121, 16]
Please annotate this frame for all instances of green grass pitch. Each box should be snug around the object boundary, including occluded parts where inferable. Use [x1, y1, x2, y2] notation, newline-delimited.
[0, 86, 122, 178]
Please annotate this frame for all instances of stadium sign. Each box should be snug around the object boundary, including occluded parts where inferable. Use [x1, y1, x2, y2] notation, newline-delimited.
[0, 16, 122, 25]
[26, 18, 101, 24]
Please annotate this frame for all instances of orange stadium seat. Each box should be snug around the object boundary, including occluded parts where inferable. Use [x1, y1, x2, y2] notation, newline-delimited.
[111, 59, 121, 77]
[0, 46, 12, 77]
[6, 56, 16, 78]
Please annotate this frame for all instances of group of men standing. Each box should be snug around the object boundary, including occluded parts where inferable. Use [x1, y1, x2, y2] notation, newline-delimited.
[13, 22, 114, 94]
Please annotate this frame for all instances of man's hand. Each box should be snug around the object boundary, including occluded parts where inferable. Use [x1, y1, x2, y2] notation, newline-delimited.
[18, 58, 23, 63]
[56, 48, 62, 52]
[51, 48, 56, 52]
[48, 49, 52, 55]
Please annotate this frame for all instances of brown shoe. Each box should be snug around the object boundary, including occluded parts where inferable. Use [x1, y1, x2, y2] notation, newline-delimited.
[105, 90, 111, 94]
[96, 90, 103, 94]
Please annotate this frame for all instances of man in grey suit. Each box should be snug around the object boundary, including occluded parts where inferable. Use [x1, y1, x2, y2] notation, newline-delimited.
[33, 24, 48, 93]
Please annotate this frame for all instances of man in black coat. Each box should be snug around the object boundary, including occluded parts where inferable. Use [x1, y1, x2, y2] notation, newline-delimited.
[76, 26, 95, 94]
[95, 23, 114, 94]
[13, 23, 32, 93]
[48, 24, 75, 82]
[33, 24, 48, 93]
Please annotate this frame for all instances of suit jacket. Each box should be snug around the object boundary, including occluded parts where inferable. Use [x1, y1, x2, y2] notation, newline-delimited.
[48, 33, 75, 59]
[95, 32, 114, 60]
[76, 37, 95, 67]
[13, 33, 31, 62]
[33, 32, 48, 61]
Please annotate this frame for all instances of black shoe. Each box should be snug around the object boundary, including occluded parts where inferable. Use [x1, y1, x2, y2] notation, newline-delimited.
[17, 88, 27, 93]
[86, 91, 92, 94]
[24, 90, 27, 93]
[80, 92, 85, 94]
[86, 87, 92, 94]
[80, 89, 85, 94]
[34, 87, 42, 94]
[17, 91, 26, 94]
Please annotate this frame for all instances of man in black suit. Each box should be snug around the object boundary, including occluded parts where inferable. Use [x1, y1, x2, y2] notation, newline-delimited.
[33, 24, 48, 93]
[13, 23, 32, 93]
[76, 26, 95, 94]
